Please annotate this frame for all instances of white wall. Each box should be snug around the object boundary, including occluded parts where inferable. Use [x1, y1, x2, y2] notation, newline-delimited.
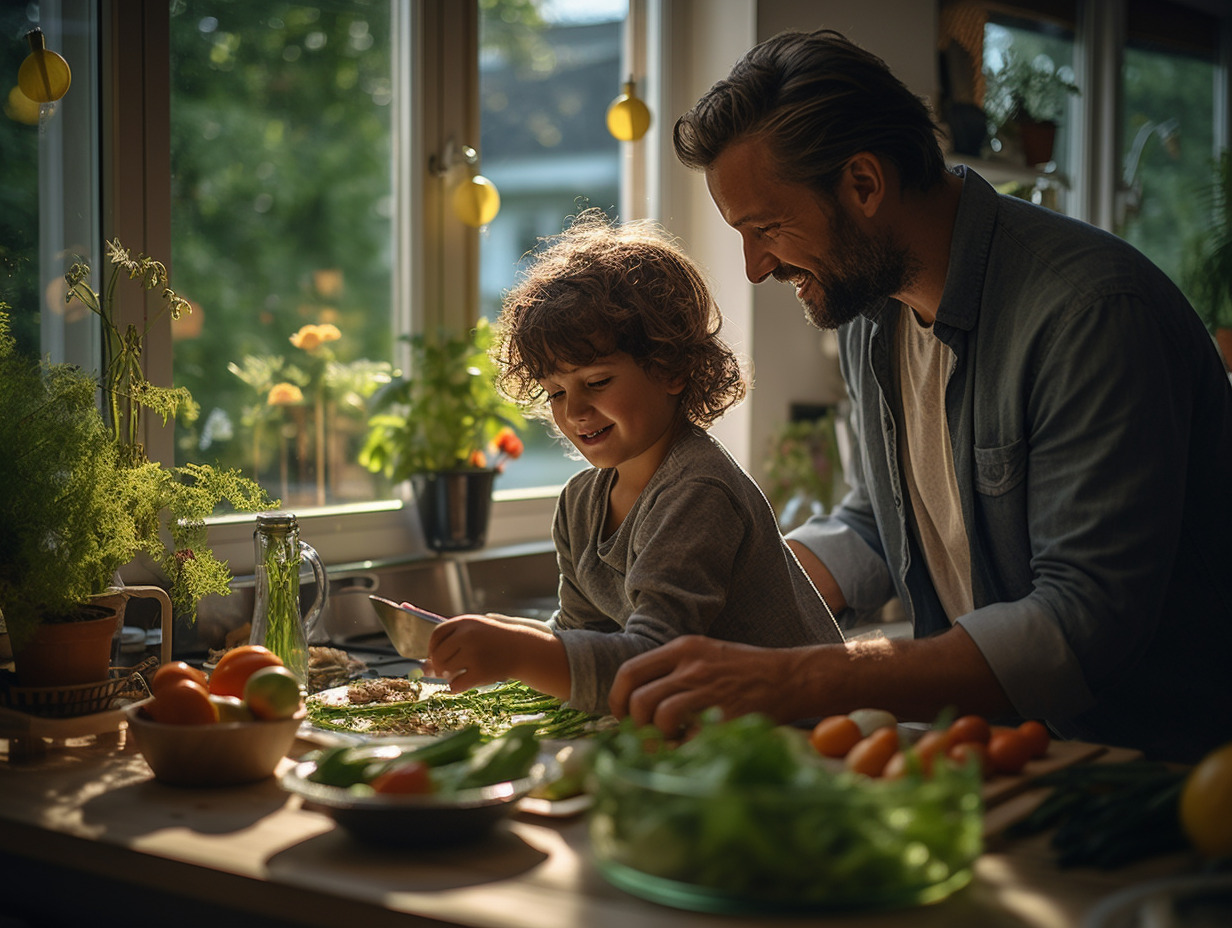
[660, 0, 940, 484]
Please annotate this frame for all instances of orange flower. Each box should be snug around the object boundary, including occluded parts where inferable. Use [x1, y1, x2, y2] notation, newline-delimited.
[289, 323, 341, 351]
[267, 382, 304, 406]
[493, 426, 524, 460]
[467, 449, 488, 468]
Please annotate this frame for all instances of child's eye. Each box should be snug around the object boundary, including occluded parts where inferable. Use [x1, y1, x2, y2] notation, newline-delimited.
[547, 389, 565, 402]
[587, 377, 611, 389]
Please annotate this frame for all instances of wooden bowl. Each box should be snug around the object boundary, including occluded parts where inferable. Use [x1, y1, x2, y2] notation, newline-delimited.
[124, 700, 305, 787]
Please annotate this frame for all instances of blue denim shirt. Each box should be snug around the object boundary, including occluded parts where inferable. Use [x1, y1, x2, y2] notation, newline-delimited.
[789, 167, 1232, 760]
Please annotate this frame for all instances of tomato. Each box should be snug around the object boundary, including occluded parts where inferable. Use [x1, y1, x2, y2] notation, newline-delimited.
[208, 645, 284, 698]
[987, 729, 1032, 775]
[809, 715, 863, 758]
[243, 665, 304, 720]
[150, 660, 208, 693]
[947, 741, 989, 778]
[845, 726, 900, 777]
[371, 761, 435, 795]
[946, 714, 992, 748]
[909, 729, 951, 776]
[1017, 720, 1051, 759]
[1180, 741, 1232, 858]
[144, 679, 218, 725]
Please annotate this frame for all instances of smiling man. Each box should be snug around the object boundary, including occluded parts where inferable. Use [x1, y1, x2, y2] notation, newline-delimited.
[608, 29, 1232, 761]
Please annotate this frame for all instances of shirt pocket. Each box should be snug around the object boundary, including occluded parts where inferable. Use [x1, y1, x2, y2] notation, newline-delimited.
[974, 438, 1026, 497]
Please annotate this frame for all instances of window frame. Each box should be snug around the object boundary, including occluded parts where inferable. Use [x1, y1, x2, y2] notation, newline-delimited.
[99, 0, 655, 577]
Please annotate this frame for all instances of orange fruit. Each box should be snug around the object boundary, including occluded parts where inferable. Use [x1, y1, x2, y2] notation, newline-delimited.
[151, 660, 208, 694]
[809, 715, 863, 758]
[207, 645, 284, 698]
[145, 679, 218, 725]
[242, 665, 303, 720]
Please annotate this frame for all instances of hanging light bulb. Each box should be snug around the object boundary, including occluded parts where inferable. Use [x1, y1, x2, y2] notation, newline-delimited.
[18, 28, 71, 104]
[454, 173, 501, 228]
[606, 75, 651, 142]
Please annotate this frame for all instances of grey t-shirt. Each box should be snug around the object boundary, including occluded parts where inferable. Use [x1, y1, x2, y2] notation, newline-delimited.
[548, 425, 843, 715]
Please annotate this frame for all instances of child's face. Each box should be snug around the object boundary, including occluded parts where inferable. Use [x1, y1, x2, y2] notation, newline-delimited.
[538, 351, 684, 476]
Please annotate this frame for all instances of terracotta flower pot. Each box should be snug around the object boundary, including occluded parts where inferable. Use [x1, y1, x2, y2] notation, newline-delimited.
[12, 598, 123, 687]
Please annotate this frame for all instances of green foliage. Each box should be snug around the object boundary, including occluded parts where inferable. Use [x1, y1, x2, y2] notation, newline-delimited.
[359, 319, 525, 481]
[1183, 150, 1232, 331]
[0, 307, 137, 649]
[764, 414, 842, 516]
[984, 50, 1079, 126]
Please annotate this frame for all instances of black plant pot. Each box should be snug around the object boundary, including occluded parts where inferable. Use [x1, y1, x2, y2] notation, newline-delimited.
[410, 469, 496, 552]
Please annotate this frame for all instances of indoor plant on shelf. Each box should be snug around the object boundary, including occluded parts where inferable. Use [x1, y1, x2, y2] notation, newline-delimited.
[1184, 149, 1232, 371]
[983, 51, 1080, 168]
[0, 241, 275, 691]
[359, 318, 525, 551]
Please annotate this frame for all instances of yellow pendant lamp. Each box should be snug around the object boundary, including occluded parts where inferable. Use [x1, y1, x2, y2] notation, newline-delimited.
[18, 28, 71, 104]
[606, 75, 650, 142]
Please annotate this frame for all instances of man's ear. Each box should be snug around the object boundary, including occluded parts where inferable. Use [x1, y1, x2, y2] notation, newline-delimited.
[839, 152, 886, 219]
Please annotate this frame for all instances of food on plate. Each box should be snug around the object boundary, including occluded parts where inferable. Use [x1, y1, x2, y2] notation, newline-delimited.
[307, 645, 367, 693]
[809, 714, 863, 758]
[306, 678, 606, 739]
[208, 645, 285, 698]
[305, 723, 542, 796]
[806, 712, 1053, 782]
[845, 725, 901, 777]
[1179, 740, 1232, 858]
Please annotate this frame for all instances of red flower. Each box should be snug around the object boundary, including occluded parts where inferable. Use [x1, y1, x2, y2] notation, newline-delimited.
[494, 427, 524, 460]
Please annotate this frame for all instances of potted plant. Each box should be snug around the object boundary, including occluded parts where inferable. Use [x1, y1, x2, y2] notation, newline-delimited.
[0, 241, 275, 691]
[359, 318, 525, 551]
[983, 51, 1080, 167]
[1184, 149, 1232, 371]
[764, 413, 843, 532]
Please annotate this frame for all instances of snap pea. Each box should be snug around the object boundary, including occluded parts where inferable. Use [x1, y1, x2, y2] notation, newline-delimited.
[434, 723, 541, 792]
[307, 725, 485, 787]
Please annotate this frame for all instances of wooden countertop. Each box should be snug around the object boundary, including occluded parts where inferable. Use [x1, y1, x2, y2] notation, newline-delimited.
[0, 728, 1207, 928]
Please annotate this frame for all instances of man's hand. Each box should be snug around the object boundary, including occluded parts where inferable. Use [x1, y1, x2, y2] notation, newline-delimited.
[608, 636, 810, 733]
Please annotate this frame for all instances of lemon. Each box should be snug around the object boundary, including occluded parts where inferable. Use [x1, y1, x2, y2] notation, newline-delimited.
[1179, 741, 1232, 858]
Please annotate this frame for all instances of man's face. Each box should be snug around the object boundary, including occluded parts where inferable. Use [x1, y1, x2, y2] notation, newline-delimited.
[704, 137, 916, 330]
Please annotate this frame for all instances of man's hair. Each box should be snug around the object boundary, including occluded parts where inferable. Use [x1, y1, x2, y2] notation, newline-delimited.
[674, 29, 946, 196]
[494, 209, 746, 428]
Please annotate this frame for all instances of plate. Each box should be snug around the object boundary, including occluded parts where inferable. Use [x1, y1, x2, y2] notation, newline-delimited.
[1085, 875, 1232, 928]
[281, 746, 561, 846]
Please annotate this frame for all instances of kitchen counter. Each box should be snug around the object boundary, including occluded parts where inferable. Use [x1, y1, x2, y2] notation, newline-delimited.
[0, 728, 1208, 928]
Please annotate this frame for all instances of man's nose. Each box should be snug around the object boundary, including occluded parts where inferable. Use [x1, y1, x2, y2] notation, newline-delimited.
[743, 237, 777, 284]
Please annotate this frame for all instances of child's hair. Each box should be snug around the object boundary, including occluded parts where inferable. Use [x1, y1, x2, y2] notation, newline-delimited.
[493, 209, 746, 428]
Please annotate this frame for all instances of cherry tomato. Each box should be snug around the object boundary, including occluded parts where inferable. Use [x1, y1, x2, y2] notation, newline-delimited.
[909, 729, 951, 776]
[208, 645, 284, 698]
[987, 729, 1032, 775]
[809, 715, 863, 758]
[150, 660, 208, 694]
[946, 714, 992, 748]
[1017, 720, 1051, 758]
[144, 679, 218, 725]
[370, 761, 435, 795]
[948, 741, 989, 778]
[845, 726, 900, 777]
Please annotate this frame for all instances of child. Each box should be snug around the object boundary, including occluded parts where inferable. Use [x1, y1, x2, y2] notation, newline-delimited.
[425, 210, 843, 715]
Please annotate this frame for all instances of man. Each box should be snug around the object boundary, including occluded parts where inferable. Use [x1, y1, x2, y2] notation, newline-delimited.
[608, 29, 1232, 761]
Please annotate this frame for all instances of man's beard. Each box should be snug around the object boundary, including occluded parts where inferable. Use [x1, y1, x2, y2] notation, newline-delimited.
[772, 206, 919, 331]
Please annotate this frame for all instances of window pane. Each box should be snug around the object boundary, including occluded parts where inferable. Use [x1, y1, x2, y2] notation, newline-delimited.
[169, 1, 395, 509]
[1117, 42, 1215, 289]
[981, 11, 1077, 213]
[477, 0, 628, 491]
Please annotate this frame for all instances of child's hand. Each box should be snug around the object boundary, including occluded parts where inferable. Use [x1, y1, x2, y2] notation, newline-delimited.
[426, 614, 570, 698]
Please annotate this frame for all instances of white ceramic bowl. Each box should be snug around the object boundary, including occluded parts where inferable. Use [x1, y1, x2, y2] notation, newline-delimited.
[125, 699, 305, 787]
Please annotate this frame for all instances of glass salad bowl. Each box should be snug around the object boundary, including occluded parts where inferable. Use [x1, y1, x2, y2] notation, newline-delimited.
[587, 714, 983, 914]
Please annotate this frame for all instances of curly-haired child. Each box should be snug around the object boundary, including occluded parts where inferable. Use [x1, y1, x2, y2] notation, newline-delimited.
[425, 210, 842, 715]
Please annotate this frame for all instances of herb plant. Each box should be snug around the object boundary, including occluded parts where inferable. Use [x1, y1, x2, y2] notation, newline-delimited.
[359, 319, 526, 482]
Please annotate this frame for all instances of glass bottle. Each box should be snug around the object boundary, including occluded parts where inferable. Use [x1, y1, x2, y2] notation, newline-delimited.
[248, 512, 327, 690]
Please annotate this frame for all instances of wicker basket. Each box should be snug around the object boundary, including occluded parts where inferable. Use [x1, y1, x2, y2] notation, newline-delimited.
[0, 656, 156, 719]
